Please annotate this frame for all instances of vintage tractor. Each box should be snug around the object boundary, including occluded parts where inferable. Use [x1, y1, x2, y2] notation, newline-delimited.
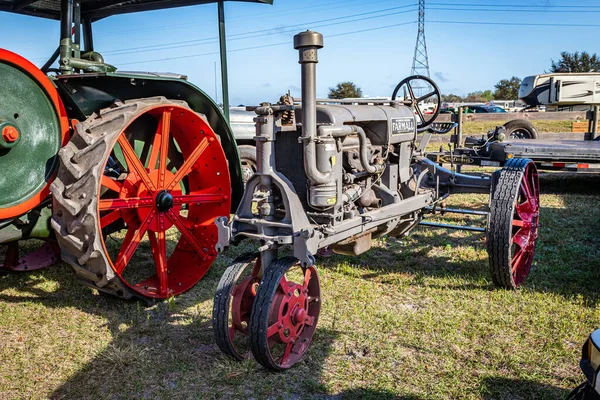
[0, 0, 272, 301]
[212, 31, 541, 370]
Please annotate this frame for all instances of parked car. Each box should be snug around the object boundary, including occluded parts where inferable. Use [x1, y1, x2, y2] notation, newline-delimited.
[464, 105, 507, 113]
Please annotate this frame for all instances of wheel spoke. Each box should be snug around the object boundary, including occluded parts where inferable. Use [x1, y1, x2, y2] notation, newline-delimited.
[417, 91, 437, 103]
[511, 248, 526, 272]
[278, 274, 290, 293]
[101, 176, 123, 193]
[100, 210, 122, 228]
[280, 342, 293, 365]
[99, 197, 154, 210]
[166, 209, 208, 260]
[147, 121, 163, 171]
[303, 268, 312, 289]
[305, 315, 315, 327]
[166, 137, 209, 191]
[148, 217, 168, 296]
[158, 109, 172, 188]
[172, 192, 224, 205]
[266, 322, 280, 338]
[114, 209, 156, 273]
[117, 134, 157, 192]
[512, 228, 530, 249]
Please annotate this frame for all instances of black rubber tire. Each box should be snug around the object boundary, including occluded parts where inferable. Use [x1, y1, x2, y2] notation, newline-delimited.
[487, 158, 538, 289]
[239, 145, 257, 184]
[566, 382, 600, 400]
[249, 257, 318, 371]
[50, 97, 197, 300]
[212, 252, 259, 360]
[503, 119, 539, 139]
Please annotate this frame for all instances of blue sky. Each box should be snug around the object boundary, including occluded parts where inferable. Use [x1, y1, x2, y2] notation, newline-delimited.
[1, 0, 599, 105]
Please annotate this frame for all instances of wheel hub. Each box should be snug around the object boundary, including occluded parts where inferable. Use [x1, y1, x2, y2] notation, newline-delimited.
[1, 124, 19, 144]
[291, 306, 306, 325]
[155, 190, 174, 212]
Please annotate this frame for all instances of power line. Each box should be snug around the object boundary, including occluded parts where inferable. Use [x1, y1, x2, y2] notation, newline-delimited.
[31, 4, 418, 62]
[428, 2, 600, 8]
[429, 20, 600, 27]
[116, 21, 416, 66]
[102, 8, 416, 55]
[427, 7, 600, 13]
[96, 0, 406, 37]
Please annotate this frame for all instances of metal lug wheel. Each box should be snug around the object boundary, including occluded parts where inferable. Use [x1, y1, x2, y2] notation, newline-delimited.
[212, 252, 261, 360]
[52, 97, 231, 300]
[487, 158, 540, 288]
[249, 257, 321, 370]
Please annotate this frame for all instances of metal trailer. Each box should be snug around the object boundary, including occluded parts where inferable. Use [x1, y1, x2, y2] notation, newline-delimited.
[425, 73, 600, 173]
[211, 31, 541, 371]
[0, 0, 272, 301]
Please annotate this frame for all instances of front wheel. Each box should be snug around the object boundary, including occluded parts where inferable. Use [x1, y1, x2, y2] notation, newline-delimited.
[249, 257, 321, 370]
[487, 158, 540, 289]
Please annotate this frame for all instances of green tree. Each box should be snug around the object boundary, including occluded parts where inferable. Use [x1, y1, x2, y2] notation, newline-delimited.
[551, 51, 600, 72]
[441, 93, 463, 103]
[328, 81, 363, 99]
[464, 91, 487, 103]
[481, 90, 495, 101]
[494, 77, 521, 100]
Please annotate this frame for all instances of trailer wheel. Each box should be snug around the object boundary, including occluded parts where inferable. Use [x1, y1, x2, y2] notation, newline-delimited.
[249, 257, 320, 370]
[212, 252, 260, 360]
[487, 158, 540, 289]
[239, 145, 257, 184]
[503, 119, 538, 139]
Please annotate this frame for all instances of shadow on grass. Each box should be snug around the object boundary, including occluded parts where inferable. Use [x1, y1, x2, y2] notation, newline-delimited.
[312, 172, 600, 306]
[480, 376, 570, 400]
[332, 388, 424, 400]
[0, 242, 343, 399]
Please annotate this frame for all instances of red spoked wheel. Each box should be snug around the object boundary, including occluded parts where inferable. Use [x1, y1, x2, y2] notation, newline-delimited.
[52, 97, 231, 300]
[249, 257, 321, 370]
[487, 158, 540, 289]
[212, 253, 261, 360]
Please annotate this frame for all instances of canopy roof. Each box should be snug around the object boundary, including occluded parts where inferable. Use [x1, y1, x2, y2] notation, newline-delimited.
[0, 0, 272, 20]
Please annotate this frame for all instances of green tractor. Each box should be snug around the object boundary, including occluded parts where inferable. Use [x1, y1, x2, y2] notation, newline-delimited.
[0, 0, 270, 301]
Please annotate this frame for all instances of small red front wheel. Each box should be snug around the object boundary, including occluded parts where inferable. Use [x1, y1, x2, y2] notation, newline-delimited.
[249, 257, 321, 371]
[212, 252, 261, 360]
[487, 158, 540, 288]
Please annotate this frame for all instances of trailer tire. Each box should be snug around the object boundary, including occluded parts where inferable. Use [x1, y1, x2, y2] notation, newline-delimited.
[239, 145, 257, 184]
[503, 119, 538, 139]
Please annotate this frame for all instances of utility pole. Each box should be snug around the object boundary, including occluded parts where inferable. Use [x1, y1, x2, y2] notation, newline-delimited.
[411, 0, 431, 97]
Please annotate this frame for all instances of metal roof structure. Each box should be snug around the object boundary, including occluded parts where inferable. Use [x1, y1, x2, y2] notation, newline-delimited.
[0, 0, 272, 20]
[0, 0, 273, 122]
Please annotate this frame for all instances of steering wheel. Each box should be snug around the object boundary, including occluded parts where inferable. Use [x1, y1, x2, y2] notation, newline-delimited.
[391, 75, 441, 131]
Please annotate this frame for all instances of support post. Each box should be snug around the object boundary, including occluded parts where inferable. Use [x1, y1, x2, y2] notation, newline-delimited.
[218, 1, 230, 123]
[456, 106, 464, 147]
[83, 16, 93, 52]
[59, 0, 74, 75]
[591, 105, 599, 141]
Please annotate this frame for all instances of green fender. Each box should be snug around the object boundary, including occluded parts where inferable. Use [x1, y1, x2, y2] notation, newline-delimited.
[53, 72, 243, 211]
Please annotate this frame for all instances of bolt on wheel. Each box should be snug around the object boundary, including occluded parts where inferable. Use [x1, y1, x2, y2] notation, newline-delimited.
[212, 252, 261, 360]
[52, 97, 231, 300]
[487, 158, 540, 289]
[249, 257, 321, 370]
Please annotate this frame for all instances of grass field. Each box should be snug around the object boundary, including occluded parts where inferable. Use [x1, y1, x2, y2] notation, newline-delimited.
[1, 173, 599, 400]
[461, 120, 573, 135]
